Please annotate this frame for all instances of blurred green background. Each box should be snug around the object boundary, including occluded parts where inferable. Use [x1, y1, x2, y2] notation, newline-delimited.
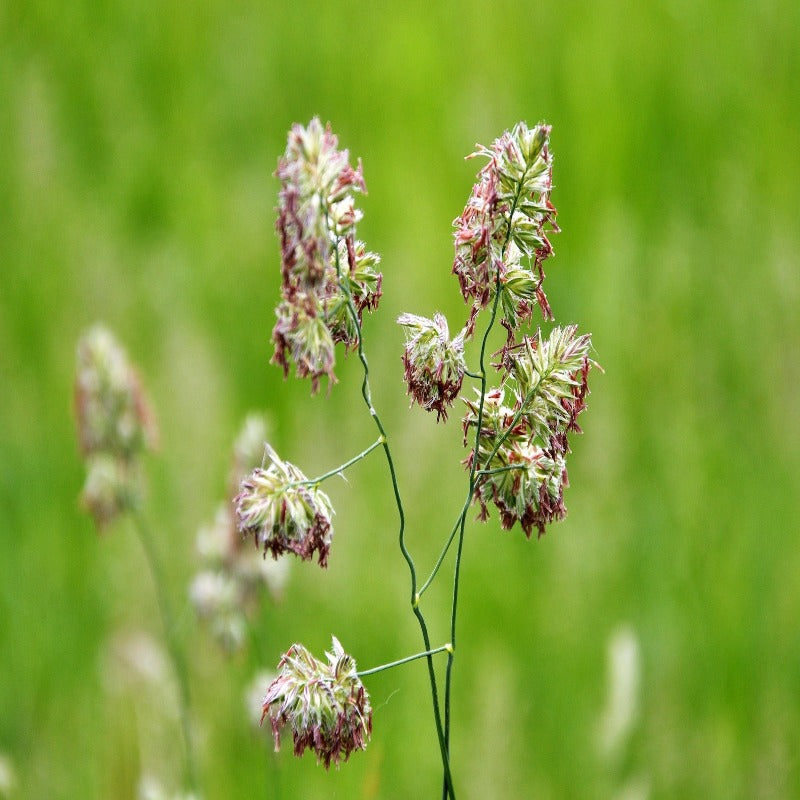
[2, 0, 799, 797]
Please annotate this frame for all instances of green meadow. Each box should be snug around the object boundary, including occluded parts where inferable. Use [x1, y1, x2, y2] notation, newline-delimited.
[2, 1, 799, 797]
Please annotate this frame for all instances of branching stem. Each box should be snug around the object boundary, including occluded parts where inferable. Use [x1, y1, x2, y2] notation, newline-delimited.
[323, 202, 456, 799]
[418, 517, 461, 597]
[477, 463, 528, 478]
[442, 276, 502, 774]
[441, 166, 532, 800]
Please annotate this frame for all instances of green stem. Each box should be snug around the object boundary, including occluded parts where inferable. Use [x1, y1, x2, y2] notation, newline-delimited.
[284, 436, 384, 488]
[421, 456, 529, 595]
[418, 518, 461, 598]
[442, 278, 502, 761]
[420, 459, 527, 598]
[358, 644, 452, 677]
[131, 511, 198, 796]
[441, 167, 531, 800]
[476, 464, 528, 478]
[324, 205, 456, 799]
[244, 613, 267, 666]
[478, 381, 543, 469]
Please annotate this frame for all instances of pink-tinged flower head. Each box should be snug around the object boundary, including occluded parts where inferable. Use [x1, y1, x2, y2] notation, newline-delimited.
[272, 295, 337, 393]
[261, 637, 372, 769]
[191, 415, 290, 652]
[463, 325, 593, 537]
[272, 119, 382, 392]
[79, 454, 140, 531]
[276, 118, 365, 289]
[452, 122, 558, 334]
[74, 325, 157, 460]
[74, 325, 157, 530]
[234, 444, 334, 567]
[328, 239, 383, 328]
[397, 312, 466, 421]
[497, 325, 592, 443]
[309, 239, 383, 355]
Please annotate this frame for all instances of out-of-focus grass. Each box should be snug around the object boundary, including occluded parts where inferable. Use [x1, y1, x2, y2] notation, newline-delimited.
[1, 0, 799, 797]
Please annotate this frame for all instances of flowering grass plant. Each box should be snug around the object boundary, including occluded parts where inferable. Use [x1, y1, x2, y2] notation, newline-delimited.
[74, 117, 595, 799]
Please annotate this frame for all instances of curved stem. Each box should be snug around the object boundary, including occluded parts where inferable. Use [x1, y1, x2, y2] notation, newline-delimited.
[358, 644, 452, 677]
[324, 207, 456, 799]
[131, 511, 198, 796]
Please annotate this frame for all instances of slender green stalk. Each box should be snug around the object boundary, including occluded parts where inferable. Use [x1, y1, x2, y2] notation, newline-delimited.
[284, 436, 384, 488]
[420, 462, 529, 599]
[131, 511, 198, 796]
[324, 202, 455, 799]
[423, 320, 545, 600]
[442, 279, 502, 767]
[418, 517, 461, 598]
[476, 464, 528, 478]
[358, 644, 452, 677]
[441, 170, 531, 799]
[420, 420, 531, 600]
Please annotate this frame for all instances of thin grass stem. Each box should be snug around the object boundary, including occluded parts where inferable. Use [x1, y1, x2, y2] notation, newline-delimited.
[418, 518, 461, 598]
[441, 165, 532, 799]
[131, 511, 198, 796]
[476, 464, 528, 478]
[358, 644, 452, 677]
[324, 202, 456, 799]
[283, 436, 384, 488]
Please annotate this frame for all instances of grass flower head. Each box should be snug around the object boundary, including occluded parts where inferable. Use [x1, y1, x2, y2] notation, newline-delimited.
[235, 444, 334, 567]
[74, 324, 157, 460]
[74, 325, 156, 530]
[463, 325, 593, 537]
[453, 121, 558, 333]
[261, 637, 372, 769]
[272, 118, 382, 392]
[398, 312, 466, 421]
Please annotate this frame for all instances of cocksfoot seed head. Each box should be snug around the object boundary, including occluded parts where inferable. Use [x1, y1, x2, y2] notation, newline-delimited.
[261, 637, 372, 769]
[192, 415, 290, 653]
[74, 324, 157, 460]
[453, 121, 558, 334]
[272, 118, 382, 392]
[463, 325, 593, 537]
[79, 454, 140, 530]
[234, 444, 334, 567]
[398, 312, 466, 421]
[74, 325, 156, 530]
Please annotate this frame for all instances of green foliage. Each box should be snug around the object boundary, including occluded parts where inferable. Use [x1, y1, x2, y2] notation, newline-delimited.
[2, 0, 799, 797]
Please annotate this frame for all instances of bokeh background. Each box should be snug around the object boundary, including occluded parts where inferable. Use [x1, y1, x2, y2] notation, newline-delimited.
[2, 1, 799, 798]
